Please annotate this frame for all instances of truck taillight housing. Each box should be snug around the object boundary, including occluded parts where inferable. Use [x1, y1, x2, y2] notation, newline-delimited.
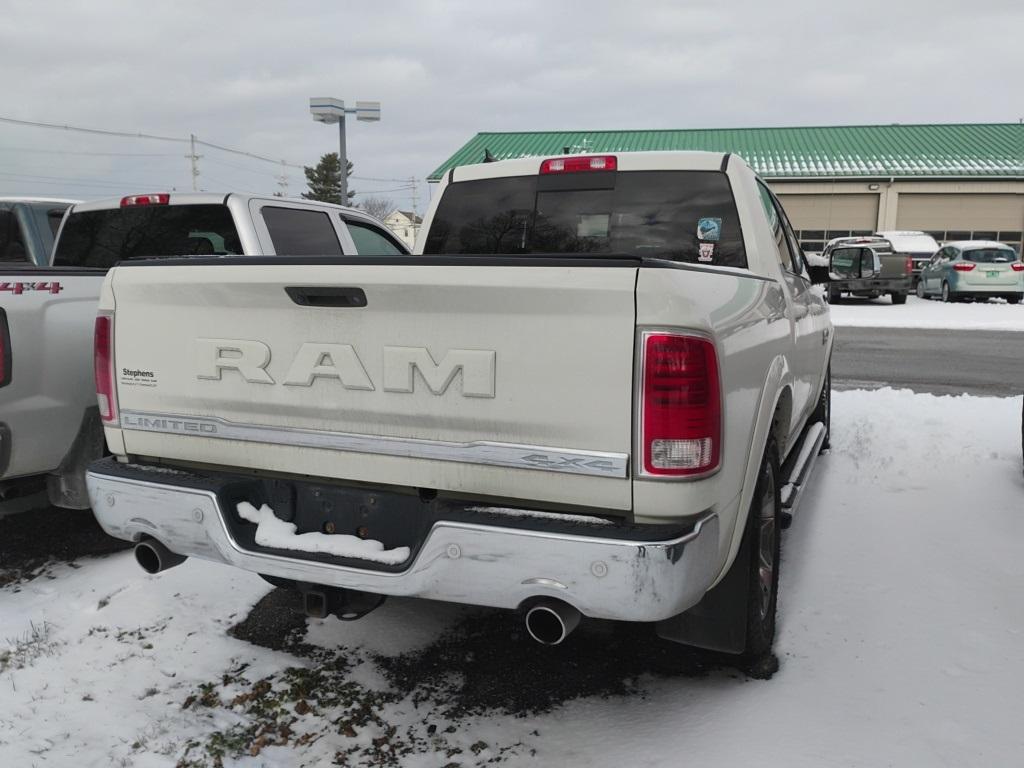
[94, 313, 118, 425]
[641, 332, 721, 476]
[953, 262, 976, 272]
[0, 308, 11, 388]
[905, 255, 913, 274]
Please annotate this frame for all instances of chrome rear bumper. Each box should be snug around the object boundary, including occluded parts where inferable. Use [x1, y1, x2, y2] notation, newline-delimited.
[86, 463, 720, 622]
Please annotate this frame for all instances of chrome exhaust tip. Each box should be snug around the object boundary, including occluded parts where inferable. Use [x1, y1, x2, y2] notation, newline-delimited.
[134, 538, 187, 574]
[524, 599, 581, 646]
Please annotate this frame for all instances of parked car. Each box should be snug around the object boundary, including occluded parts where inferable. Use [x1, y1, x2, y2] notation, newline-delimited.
[875, 230, 940, 287]
[821, 236, 912, 304]
[0, 197, 76, 266]
[1, 192, 407, 509]
[916, 241, 1023, 303]
[86, 151, 832, 658]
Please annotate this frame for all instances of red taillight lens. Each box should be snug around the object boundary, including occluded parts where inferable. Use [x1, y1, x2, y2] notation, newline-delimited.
[94, 314, 118, 425]
[1011, 263, 1024, 272]
[641, 333, 720, 476]
[952, 262, 976, 272]
[120, 193, 169, 207]
[0, 308, 11, 388]
[905, 256, 913, 274]
[540, 155, 617, 174]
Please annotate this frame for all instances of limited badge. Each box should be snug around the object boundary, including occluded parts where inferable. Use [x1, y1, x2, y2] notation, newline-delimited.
[697, 217, 722, 241]
[698, 242, 715, 262]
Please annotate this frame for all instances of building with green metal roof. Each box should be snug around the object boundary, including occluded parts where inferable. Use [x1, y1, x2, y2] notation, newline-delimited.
[429, 123, 1023, 253]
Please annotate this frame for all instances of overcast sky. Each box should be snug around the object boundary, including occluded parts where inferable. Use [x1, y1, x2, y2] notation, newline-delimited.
[2, 0, 1021, 212]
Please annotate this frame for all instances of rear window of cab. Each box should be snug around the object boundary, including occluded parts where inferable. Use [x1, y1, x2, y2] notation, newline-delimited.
[424, 170, 747, 268]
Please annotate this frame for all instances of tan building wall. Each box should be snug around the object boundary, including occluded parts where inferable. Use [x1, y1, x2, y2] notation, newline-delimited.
[771, 179, 1023, 253]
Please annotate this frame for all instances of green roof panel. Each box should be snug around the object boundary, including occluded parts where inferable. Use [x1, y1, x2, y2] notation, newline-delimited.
[428, 123, 1024, 181]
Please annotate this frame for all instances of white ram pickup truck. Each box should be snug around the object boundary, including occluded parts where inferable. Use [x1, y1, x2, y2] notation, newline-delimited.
[86, 152, 832, 657]
[2, 192, 407, 509]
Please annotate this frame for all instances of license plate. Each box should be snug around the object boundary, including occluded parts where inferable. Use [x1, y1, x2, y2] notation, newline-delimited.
[987, 271, 999, 278]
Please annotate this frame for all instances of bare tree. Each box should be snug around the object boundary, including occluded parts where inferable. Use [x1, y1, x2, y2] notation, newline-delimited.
[360, 196, 396, 221]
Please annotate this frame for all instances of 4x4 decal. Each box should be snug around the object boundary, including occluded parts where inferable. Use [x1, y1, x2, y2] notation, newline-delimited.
[0, 281, 64, 295]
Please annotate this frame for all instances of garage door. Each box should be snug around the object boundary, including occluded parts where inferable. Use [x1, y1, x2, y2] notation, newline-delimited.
[775, 193, 879, 231]
[896, 194, 1023, 232]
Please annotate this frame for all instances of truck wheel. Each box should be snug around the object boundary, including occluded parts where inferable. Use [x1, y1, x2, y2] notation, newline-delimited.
[827, 286, 841, 303]
[811, 364, 831, 450]
[891, 292, 907, 305]
[744, 438, 781, 659]
[1009, 296, 1021, 305]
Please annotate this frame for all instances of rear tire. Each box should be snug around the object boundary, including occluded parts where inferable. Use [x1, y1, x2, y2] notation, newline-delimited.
[1009, 296, 1021, 305]
[827, 285, 841, 303]
[891, 292, 907, 305]
[942, 282, 952, 302]
[916, 281, 926, 299]
[743, 438, 781, 659]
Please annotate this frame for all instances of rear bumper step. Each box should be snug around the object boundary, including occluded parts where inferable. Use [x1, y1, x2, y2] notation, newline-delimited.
[86, 459, 720, 623]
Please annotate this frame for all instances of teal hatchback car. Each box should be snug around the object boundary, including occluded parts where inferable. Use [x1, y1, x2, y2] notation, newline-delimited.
[917, 241, 1024, 303]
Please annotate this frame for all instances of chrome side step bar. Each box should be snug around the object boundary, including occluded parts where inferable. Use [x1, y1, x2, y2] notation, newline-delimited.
[779, 421, 827, 528]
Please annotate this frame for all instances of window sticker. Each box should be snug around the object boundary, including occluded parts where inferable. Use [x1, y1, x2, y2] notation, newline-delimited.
[577, 214, 610, 238]
[697, 217, 722, 242]
[698, 242, 715, 262]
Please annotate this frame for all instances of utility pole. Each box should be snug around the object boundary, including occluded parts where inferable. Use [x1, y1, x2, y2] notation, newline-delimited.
[337, 116, 348, 201]
[409, 176, 418, 216]
[186, 134, 201, 191]
[275, 159, 289, 196]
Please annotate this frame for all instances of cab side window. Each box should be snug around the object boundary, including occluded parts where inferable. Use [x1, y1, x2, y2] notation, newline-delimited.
[262, 207, 343, 256]
[0, 209, 29, 262]
[757, 182, 805, 276]
[345, 220, 407, 256]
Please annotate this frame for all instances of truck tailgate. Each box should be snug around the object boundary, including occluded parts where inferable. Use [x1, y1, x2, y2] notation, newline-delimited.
[109, 262, 637, 511]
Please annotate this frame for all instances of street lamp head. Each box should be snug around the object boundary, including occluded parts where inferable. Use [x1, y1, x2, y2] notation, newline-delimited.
[355, 101, 381, 122]
[310, 97, 345, 125]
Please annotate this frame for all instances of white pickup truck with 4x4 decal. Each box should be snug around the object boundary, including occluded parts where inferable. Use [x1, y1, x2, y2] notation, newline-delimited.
[1, 192, 407, 509]
[86, 151, 832, 658]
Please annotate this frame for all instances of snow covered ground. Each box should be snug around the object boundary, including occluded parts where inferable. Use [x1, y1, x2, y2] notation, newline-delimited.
[829, 294, 1024, 331]
[2, 388, 1023, 767]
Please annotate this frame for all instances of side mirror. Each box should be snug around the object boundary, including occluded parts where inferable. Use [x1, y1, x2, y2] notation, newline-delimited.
[807, 264, 830, 284]
[860, 249, 882, 279]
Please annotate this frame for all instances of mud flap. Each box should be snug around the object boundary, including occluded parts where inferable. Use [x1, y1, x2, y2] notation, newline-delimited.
[47, 407, 105, 510]
[655, 522, 751, 654]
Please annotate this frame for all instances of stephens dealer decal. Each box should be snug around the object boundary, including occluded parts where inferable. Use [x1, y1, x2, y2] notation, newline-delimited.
[120, 367, 159, 388]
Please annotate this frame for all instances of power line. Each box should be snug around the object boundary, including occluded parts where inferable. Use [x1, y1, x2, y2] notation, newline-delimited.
[0, 114, 187, 143]
[0, 146, 181, 158]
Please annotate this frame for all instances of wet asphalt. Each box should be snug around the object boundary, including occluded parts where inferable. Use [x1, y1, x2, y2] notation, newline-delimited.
[832, 326, 1024, 397]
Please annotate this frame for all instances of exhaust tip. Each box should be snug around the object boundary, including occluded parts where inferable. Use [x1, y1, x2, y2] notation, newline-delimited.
[134, 539, 186, 574]
[525, 600, 581, 646]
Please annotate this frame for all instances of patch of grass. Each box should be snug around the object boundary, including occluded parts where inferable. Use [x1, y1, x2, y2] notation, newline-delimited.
[0, 620, 59, 673]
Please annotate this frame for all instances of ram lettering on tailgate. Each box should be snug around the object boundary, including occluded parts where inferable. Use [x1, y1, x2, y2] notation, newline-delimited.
[194, 338, 496, 397]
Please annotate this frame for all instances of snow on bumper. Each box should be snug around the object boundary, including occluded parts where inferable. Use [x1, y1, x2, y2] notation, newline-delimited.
[86, 465, 720, 623]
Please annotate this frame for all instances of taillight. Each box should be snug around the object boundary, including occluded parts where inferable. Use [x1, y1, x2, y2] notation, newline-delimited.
[540, 155, 617, 174]
[121, 193, 169, 207]
[641, 332, 720, 476]
[952, 262, 976, 272]
[94, 313, 118, 425]
[0, 308, 11, 388]
[1011, 263, 1024, 272]
[905, 256, 913, 274]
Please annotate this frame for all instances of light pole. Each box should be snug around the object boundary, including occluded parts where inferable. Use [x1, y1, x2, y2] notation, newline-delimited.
[309, 97, 381, 203]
